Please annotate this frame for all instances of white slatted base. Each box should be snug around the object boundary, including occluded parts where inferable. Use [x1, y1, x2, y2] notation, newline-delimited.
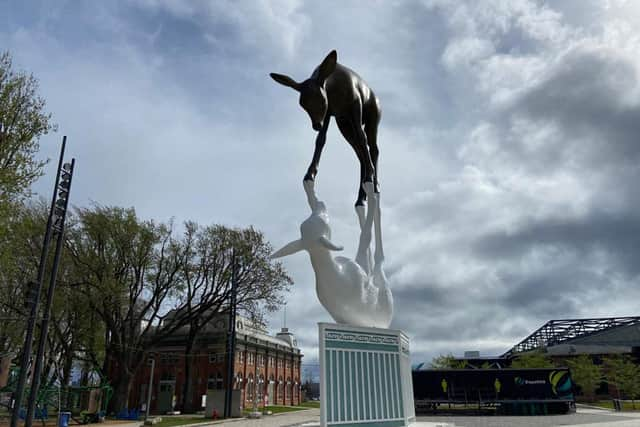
[319, 323, 415, 427]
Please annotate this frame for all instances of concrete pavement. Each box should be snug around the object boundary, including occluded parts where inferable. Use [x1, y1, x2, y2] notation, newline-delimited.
[107, 406, 640, 427]
[413, 406, 640, 427]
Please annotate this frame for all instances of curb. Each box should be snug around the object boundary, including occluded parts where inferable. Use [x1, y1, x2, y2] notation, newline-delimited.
[137, 417, 248, 427]
[137, 408, 318, 427]
[576, 403, 615, 412]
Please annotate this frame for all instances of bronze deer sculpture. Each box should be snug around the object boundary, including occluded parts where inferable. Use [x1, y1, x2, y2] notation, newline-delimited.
[270, 50, 381, 207]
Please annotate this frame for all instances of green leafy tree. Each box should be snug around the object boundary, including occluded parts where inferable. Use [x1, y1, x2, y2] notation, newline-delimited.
[65, 205, 186, 411]
[604, 355, 640, 407]
[627, 366, 640, 409]
[0, 51, 56, 221]
[510, 351, 554, 369]
[430, 354, 467, 369]
[65, 205, 292, 412]
[0, 201, 96, 394]
[566, 355, 601, 401]
[0, 200, 48, 357]
[0, 51, 56, 318]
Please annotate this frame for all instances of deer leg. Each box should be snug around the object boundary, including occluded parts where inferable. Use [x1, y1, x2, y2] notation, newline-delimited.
[336, 117, 368, 207]
[302, 180, 320, 212]
[364, 101, 381, 192]
[372, 188, 384, 267]
[349, 101, 374, 185]
[357, 159, 367, 208]
[356, 182, 377, 276]
[354, 125, 374, 208]
[304, 119, 330, 182]
[365, 123, 380, 193]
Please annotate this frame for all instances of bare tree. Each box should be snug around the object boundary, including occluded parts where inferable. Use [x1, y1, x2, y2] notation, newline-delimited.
[177, 222, 292, 412]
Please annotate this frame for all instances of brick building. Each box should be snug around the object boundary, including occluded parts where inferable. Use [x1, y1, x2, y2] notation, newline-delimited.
[129, 315, 303, 414]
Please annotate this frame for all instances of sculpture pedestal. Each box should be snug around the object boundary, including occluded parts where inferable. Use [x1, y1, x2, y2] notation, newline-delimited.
[319, 323, 415, 427]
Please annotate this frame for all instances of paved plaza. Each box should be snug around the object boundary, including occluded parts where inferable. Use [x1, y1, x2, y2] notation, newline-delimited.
[91, 406, 640, 427]
[414, 406, 640, 427]
[185, 406, 640, 427]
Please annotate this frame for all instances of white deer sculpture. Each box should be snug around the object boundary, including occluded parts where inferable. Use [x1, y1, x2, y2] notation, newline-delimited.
[271, 180, 393, 329]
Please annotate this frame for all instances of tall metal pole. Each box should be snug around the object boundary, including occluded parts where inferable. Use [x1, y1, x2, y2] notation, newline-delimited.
[224, 251, 238, 418]
[26, 158, 75, 427]
[144, 358, 155, 422]
[10, 137, 66, 427]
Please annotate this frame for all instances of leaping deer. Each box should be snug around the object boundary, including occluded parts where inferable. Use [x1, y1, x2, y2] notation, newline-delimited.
[270, 50, 381, 208]
[271, 180, 393, 329]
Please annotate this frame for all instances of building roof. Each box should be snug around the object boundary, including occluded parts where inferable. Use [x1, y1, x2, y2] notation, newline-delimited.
[503, 316, 640, 357]
[153, 313, 302, 354]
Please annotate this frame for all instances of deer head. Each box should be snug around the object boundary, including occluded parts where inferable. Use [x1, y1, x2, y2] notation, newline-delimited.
[270, 50, 337, 132]
[271, 200, 343, 259]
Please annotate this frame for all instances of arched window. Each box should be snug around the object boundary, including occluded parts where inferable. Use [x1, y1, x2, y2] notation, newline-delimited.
[258, 375, 265, 399]
[236, 372, 243, 390]
[247, 374, 254, 401]
[286, 377, 292, 403]
[277, 376, 284, 401]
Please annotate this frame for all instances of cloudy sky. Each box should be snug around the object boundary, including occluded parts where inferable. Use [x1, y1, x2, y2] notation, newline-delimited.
[3, 0, 640, 367]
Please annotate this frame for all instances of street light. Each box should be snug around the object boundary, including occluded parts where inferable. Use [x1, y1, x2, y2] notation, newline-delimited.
[145, 356, 156, 422]
[224, 252, 239, 419]
[10, 137, 73, 427]
[25, 150, 75, 427]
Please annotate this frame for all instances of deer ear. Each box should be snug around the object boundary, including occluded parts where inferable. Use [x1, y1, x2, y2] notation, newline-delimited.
[270, 73, 301, 91]
[317, 50, 337, 83]
[318, 236, 343, 251]
[271, 239, 305, 259]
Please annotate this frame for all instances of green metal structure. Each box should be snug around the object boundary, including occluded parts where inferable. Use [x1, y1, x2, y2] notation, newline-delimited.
[1, 366, 113, 424]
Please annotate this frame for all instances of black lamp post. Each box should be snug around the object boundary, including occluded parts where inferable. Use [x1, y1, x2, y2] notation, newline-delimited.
[224, 252, 239, 418]
[25, 154, 75, 427]
[9, 136, 75, 427]
[10, 137, 74, 427]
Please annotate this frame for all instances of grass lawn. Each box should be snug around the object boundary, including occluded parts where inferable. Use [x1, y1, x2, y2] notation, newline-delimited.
[265, 405, 304, 414]
[590, 400, 640, 411]
[244, 405, 307, 414]
[299, 401, 320, 409]
[151, 416, 211, 427]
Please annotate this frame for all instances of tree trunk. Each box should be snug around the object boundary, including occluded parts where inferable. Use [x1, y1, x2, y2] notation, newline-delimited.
[109, 373, 134, 413]
[61, 352, 74, 409]
[180, 329, 197, 413]
[61, 352, 73, 387]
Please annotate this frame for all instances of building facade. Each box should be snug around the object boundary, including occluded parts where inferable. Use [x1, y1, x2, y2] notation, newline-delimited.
[437, 316, 640, 398]
[129, 315, 303, 414]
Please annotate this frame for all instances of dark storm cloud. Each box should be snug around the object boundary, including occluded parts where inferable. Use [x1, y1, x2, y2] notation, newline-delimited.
[516, 47, 640, 167]
[391, 284, 454, 313]
[473, 212, 640, 277]
[501, 271, 584, 316]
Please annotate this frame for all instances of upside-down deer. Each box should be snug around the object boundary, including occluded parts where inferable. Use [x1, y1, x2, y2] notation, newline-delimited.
[271, 180, 393, 329]
[270, 50, 381, 208]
